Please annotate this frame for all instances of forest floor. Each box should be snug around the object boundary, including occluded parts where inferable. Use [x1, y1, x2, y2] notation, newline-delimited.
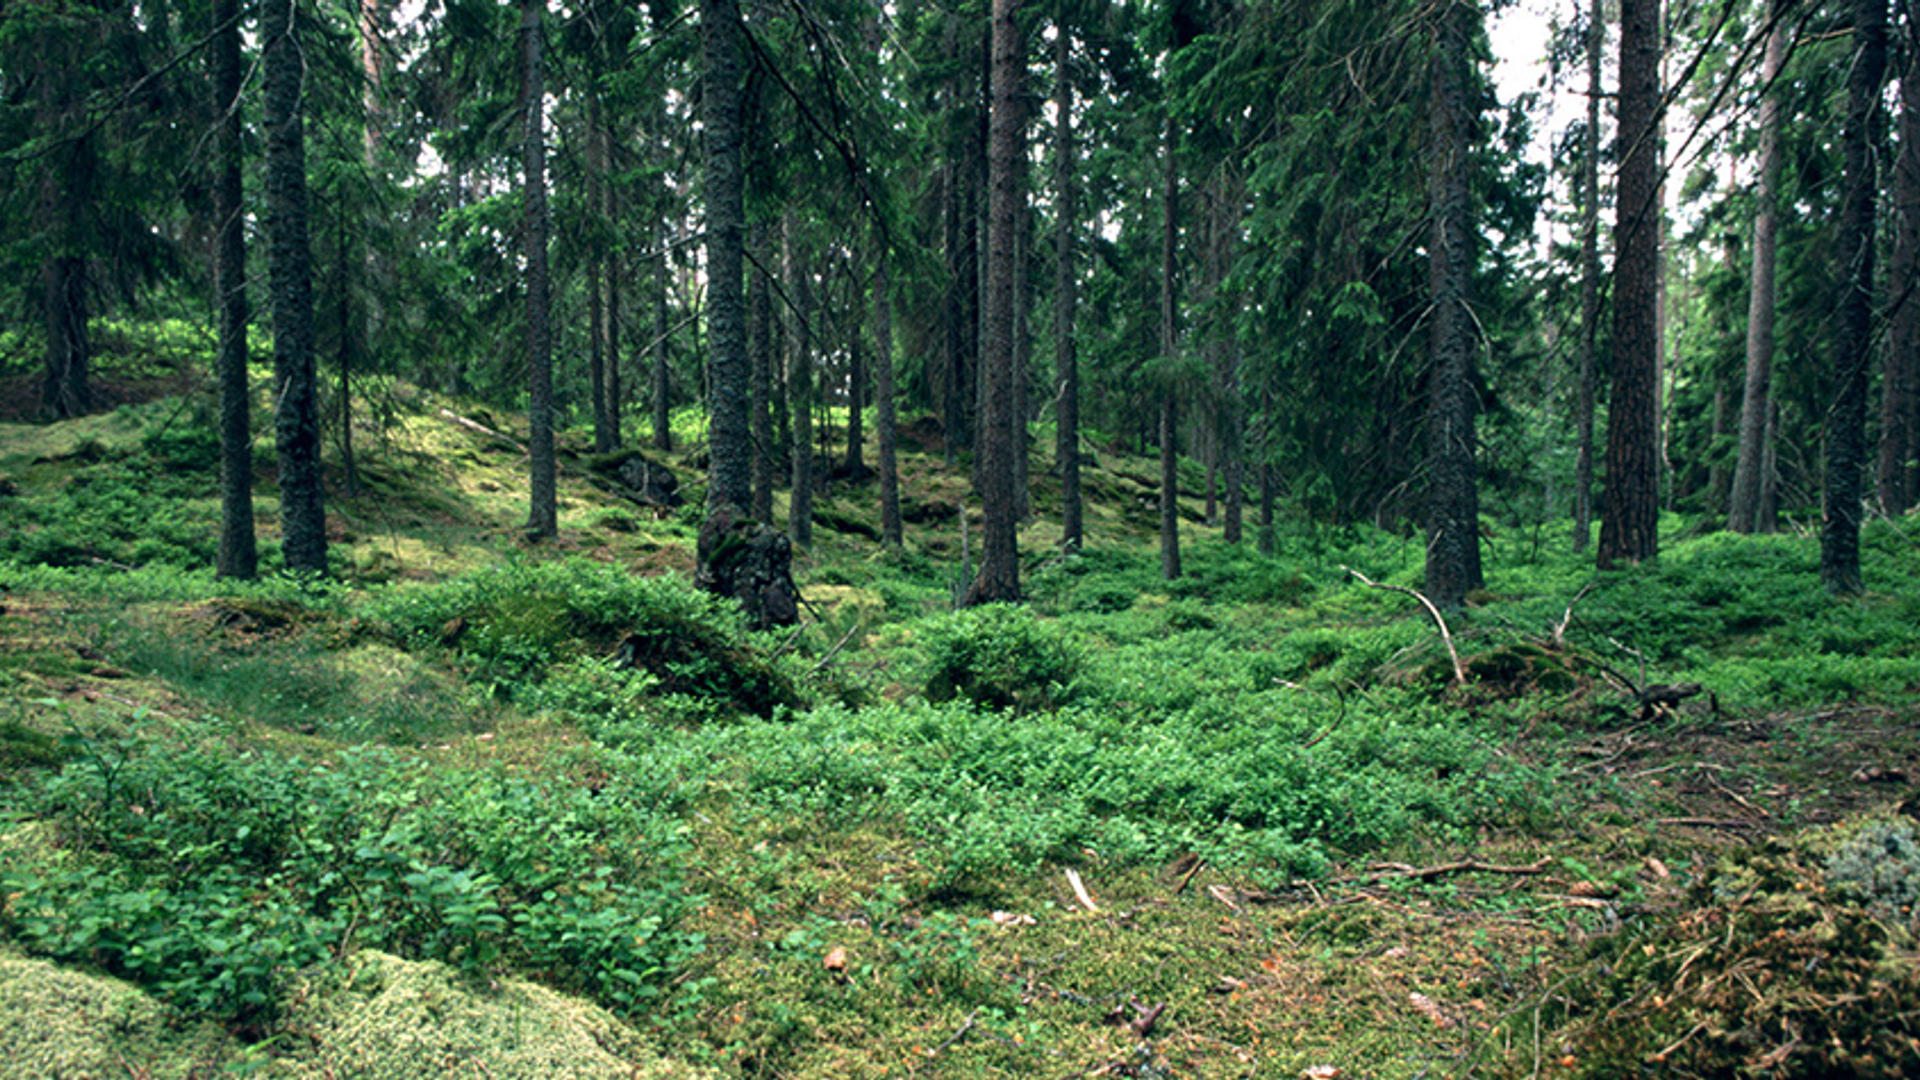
[4, 373, 1920, 1078]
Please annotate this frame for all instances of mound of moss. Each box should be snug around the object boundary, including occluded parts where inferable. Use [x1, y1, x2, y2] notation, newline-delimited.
[0, 950, 224, 1078]
[275, 951, 710, 1080]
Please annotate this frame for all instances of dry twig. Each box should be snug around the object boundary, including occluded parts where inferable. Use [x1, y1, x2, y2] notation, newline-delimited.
[1342, 566, 1465, 685]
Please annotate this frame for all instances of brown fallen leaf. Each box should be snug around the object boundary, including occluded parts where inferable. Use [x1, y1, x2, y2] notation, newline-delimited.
[1300, 1066, 1342, 1080]
[1408, 991, 1453, 1029]
[823, 947, 848, 972]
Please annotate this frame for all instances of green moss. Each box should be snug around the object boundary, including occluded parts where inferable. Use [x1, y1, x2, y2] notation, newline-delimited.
[274, 951, 709, 1080]
[0, 950, 224, 1079]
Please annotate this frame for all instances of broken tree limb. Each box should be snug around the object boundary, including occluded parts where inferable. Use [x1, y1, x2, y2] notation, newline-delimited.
[1066, 868, 1100, 913]
[1552, 583, 1597, 648]
[1343, 566, 1465, 685]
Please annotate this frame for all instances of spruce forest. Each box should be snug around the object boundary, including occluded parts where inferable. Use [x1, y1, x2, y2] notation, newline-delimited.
[6, 0, 1920, 1075]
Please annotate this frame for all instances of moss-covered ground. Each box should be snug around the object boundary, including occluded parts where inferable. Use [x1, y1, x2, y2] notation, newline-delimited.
[3, 376, 1919, 1078]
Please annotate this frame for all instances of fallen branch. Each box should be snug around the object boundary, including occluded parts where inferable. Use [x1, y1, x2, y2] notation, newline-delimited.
[1357, 858, 1552, 882]
[1067, 868, 1101, 913]
[1343, 566, 1465, 685]
[925, 1008, 981, 1056]
[1656, 817, 1755, 831]
[807, 618, 865, 677]
[439, 408, 526, 454]
[1551, 583, 1597, 648]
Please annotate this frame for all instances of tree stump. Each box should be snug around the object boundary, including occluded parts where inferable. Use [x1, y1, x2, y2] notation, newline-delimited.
[695, 505, 799, 630]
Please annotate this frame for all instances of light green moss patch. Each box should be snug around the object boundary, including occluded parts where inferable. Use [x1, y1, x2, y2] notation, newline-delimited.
[0, 950, 225, 1079]
[273, 951, 709, 1080]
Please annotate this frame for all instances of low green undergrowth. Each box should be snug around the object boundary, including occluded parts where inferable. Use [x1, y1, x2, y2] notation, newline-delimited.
[1, 730, 700, 1024]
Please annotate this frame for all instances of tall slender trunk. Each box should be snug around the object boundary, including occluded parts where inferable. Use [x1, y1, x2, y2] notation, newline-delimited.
[653, 217, 674, 452]
[265, 0, 327, 572]
[1881, 5, 1920, 516]
[1054, 21, 1083, 552]
[701, 0, 750, 514]
[968, 0, 1023, 603]
[1823, 0, 1887, 594]
[588, 101, 613, 454]
[1572, 0, 1602, 550]
[785, 216, 814, 548]
[1216, 175, 1245, 545]
[1599, 0, 1662, 568]
[845, 302, 866, 474]
[1424, 0, 1483, 605]
[750, 219, 775, 524]
[1159, 109, 1182, 582]
[214, 0, 256, 580]
[1258, 460, 1276, 556]
[1728, 3, 1783, 535]
[876, 245, 902, 546]
[521, 0, 556, 539]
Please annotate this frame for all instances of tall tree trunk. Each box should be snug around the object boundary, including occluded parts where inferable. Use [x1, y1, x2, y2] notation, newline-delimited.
[1258, 460, 1276, 556]
[214, 0, 256, 580]
[33, 22, 93, 421]
[335, 218, 361, 497]
[1728, 2, 1785, 535]
[653, 218, 674, 452]
[1823, 0, 1887, 594]
[752, 220, 775, 522]
[1054, 21, 1083, 552]
[1013, 196, 1033, 522]
[1882, 4, 1920, 517]
[750, 219, 776, 524]
[876, 244, 902, 546]
[845, 304, 866, 475]
[587, 101, 613, 454]
[1159, 110, 1182, 582]
[265, 0, 327, 573]
[1572, 0, 1602, 550]
[1424, 0, 1484, 606]
[701, 0, 751, 514]
[968, 0, 1023, 604]
[521, 0, 556, 539]
[785, 216, 814, 548]
[1219, 176, 1245, 546]
[1599, 0, 1662, 569]
[607, 196, 624, 449]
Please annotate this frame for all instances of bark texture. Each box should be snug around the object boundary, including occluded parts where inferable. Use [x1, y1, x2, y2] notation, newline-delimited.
[1822, 0, 1886, 594]
[265, 0, 328, 573]
[968, 0, 1023, 604]
[1729, 3, 1786, 533]
[1882, 6, 1920, 516]
[1424, 0, 1484, 606]
[215, 0, 256, 580]
[701, 0, 751, 514]
[1572, 0, 1602, 550]
[1599, 0, 1662, 568]
[1054, 22, 1083, 552]
[522, 0, 557, 539]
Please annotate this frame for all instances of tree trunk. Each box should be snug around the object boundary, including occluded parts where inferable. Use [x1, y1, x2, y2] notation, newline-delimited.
[750, 219, 776, 524]
[1258, 460, 1276, 556]
[1572, 0, 1602, 550]
[785, 216, 814, 548]
[701, 0, 751, 515]
[1881, 4, 1920, 517]
[587, 101, 614, 455]
[1054, 20, 1083, 552]
[1424, 0, 1484, 606]
[264, 0, 327, 573]
[968, 0, 1023, 604]
[1219, 177, 1245, 546]
[1599, 0, 1662, 569]
[876, 244, 903, 547]
[1159, 110, 1182, 583]
[214, 0, 256, 580]
[1823, 0, 1887, 594]
[652, 218, 674, 453]
[521, 0, 556, 539]
[1730, 4, 1785, 536]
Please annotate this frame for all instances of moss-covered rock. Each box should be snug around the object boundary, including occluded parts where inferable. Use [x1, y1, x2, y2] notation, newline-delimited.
[274, 951, 710, 1080]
